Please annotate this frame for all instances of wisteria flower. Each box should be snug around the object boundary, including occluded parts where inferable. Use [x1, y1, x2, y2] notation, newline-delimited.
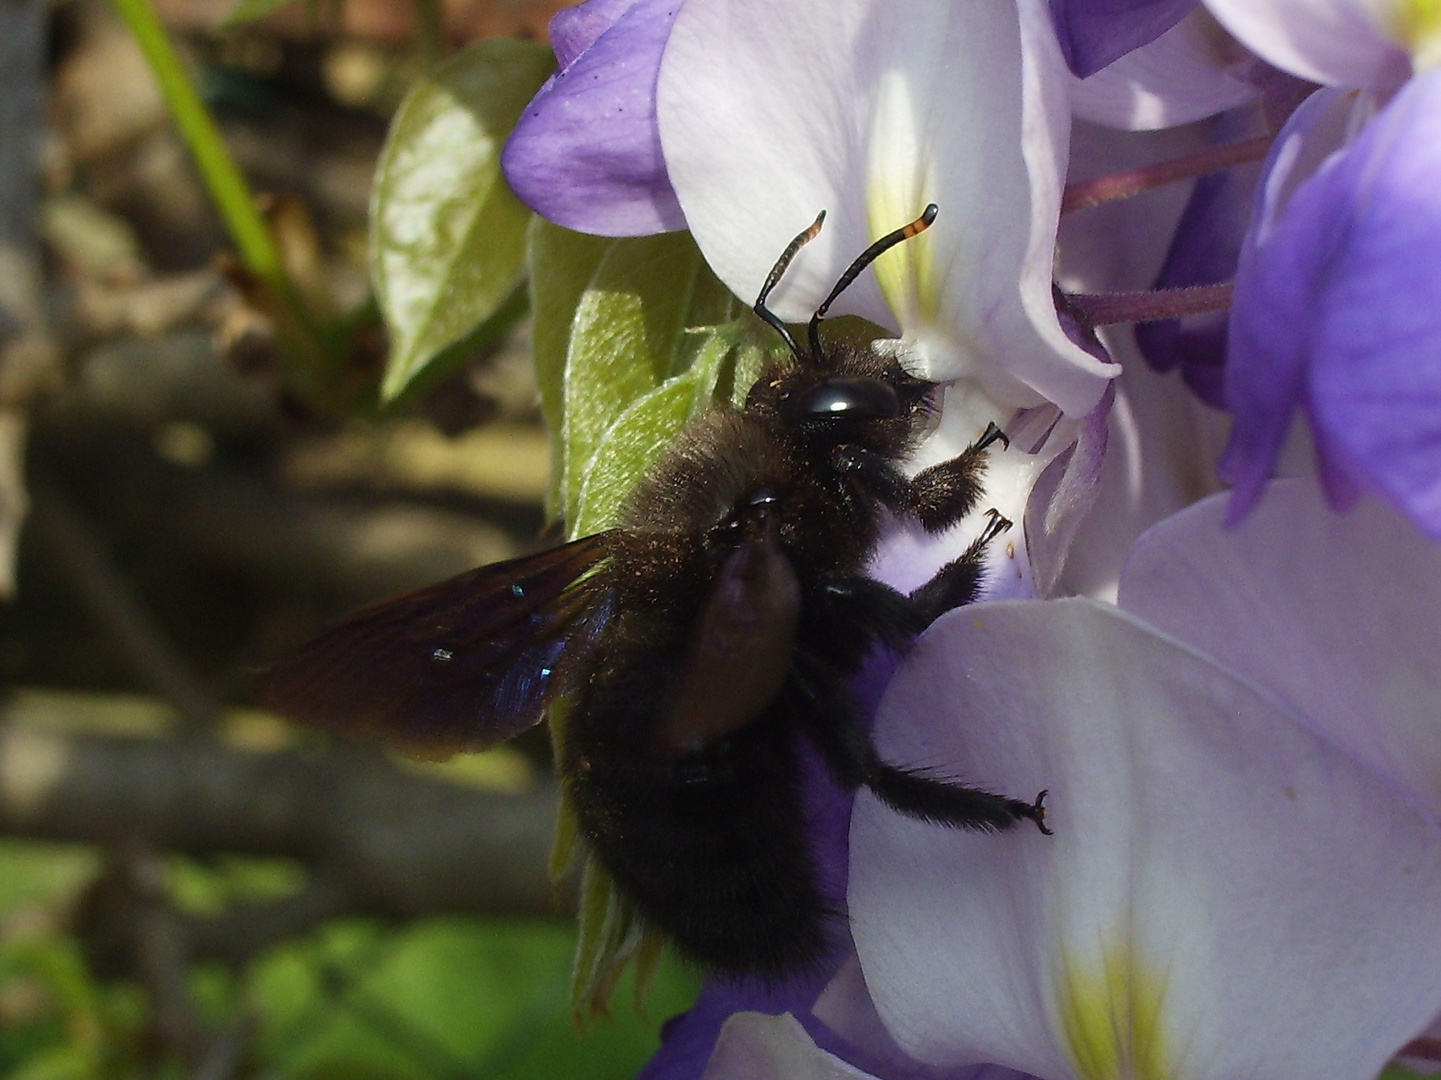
[656, 0, 1115, 419]
[1198, 0, 1441, 532]
[843, 479, 1441, 1080]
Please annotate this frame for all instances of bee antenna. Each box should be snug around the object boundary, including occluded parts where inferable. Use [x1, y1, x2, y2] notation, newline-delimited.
[754, 210, 826, 362]
[807, 203, 938, 361]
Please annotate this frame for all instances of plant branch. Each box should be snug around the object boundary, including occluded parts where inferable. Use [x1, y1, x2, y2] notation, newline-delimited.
[0, 719, 573, 935]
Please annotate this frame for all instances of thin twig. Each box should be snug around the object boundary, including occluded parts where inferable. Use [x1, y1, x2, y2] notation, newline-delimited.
[28, 476, 223, 728]
[1062, 135, 1273, 214]
[122, 846, 211, 1062]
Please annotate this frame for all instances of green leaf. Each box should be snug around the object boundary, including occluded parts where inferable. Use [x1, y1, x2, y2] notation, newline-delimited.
[556, 233, 743, 528]
[372, 39, 553, 402]
[530, 220, 614, 520]
[570, 320, 769, 537]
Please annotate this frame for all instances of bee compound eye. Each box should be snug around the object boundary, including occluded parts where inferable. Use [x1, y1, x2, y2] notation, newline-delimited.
[790, 376, 901, 421]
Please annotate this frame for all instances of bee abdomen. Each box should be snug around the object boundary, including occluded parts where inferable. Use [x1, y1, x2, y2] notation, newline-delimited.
[565, 683, 833, 977]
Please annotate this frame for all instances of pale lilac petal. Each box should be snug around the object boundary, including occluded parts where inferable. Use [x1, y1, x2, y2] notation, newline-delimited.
[501, 0, 684, 235]
[1202, 0, 1411, 90]
[1120, 478, 1441, 819]
[1050, 337, 1228, 601]
[1216, 85, 1366, 517]
[1050, 0, 1198, 77]
[1070, 9, 1259, 129]
[851, 600, 1441, 1079]
[657, 0, 1114, 417]
[814, 958, 1042, 1080]
[702, 1014, 878, 1080]
[641, 971, 836, 1080]
[1023, 384, 1111, 596]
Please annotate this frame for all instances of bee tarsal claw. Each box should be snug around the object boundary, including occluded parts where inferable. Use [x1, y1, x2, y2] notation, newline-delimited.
[1030, 789, 1053, 836]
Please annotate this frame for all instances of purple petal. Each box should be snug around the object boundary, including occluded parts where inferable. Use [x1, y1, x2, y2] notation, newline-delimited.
[1217, 85, 1359, 518]
[1302, 71, 1441, 534]
[1134, 110, 1268, 408]
[549, 0, 637, 68]
[502, 0, 684, 236]
[1049, 0, 1199, 78]
[1222, 73, 1441, 532]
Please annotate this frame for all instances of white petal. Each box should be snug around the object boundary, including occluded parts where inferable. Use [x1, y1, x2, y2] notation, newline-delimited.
[1202, 0, 1412, 90]
[1120, 478, 1441, 817]
[1048, 333, 1228, 601]
[867, 380, 1063, 604]
[851, 600, 1441, 1080]
[1071, 9, 1260, 130]
[657, 0, 1113, 416]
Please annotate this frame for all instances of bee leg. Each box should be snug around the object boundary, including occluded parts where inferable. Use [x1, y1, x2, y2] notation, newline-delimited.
[804, 576, 925, 668]
[793, 657, 1048, 834]
[832, 421, 1006, 534]
[904, 422, 1009, 532]
[907, 509, 1014, 627]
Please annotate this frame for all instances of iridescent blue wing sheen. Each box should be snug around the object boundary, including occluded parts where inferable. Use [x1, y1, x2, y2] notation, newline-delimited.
[262, 534, 613, 758]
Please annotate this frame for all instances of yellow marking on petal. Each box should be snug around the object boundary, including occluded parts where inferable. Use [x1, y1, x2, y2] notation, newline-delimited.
[1393, 0, 1441, 70]
[865, 71, 940, 327]
[1055, 939, 1175, 1080]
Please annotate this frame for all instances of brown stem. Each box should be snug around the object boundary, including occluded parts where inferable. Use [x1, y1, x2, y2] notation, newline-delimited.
[1062, 135, 1274, 214]
[1064, 283, 1234, 327]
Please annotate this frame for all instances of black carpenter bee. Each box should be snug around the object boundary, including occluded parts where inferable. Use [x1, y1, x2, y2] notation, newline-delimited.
[264, 205, 1049, 979]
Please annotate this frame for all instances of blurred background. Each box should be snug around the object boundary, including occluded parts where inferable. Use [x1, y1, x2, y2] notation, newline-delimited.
[0, 0, 700, 1075]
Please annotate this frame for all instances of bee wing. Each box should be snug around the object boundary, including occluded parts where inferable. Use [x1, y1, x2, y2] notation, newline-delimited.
[262, 533, 613, 758]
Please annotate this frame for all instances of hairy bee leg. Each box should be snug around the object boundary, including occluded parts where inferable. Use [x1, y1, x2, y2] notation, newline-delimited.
[792, 657, 1048, 834]
[866, 764, 1050, 834]
[905, 425, 1008, 532]
[831, 421, 1008, 534]
[908, 510, 1014, 627]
